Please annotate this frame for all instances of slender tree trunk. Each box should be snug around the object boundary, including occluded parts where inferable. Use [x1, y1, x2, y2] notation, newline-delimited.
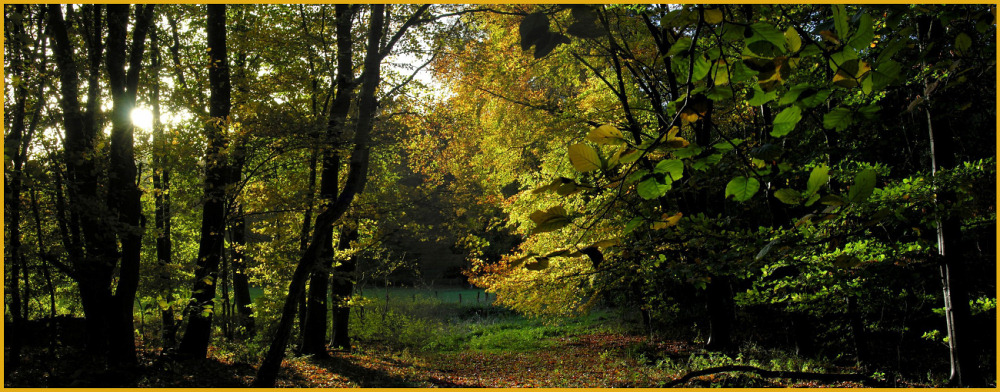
[29, 187, 57, 319]
[229, 208, 255, 335]
[253, 6, 386, 386]
[917, 20, 980, 387]
[926, 103, 979, 386]
[178, 4, 232, 358]
[149, 24, 178, 348]
[4, 5, 31, 367]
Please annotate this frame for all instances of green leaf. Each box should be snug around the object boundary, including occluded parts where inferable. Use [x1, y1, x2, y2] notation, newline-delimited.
[711, 60, 730, 85]
[955, 32, 972, 54]
[625, 217, 644, 233]
[848, 13, 873, 51]
[703, 8, 723, 24]
[626, 169, 649, 184]
[778, 83, 812, 106]
[823, 107, 854, 132]
[691, 153, 722, 171]
[774, 188, 802, 205]
[725, 176, 760, 202]
[691, 55, 711, 82]
[637, 177, 672, 199]
[785, 27, 801, 52]
[859, 105, 880, 120]
[805, 165, 829, 196]
[748, 22, 788, 53]
[819, 194, 847, 206]
[587, 124, 626, 145]
[568, 143, 602, 172]
[654, 159, 684, 180]
[748, 85, 777, 106]
[771, 105, 802, 137]
[667, 37, 692, 57]
[706, 86, 733, 101]
[673, 145, 703, 159]
[872, 60, 900, 91]
[848, 168, 877, 203]
[832, 5, 849, 41]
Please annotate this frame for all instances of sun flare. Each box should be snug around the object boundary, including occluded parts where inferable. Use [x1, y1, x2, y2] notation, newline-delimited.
[131, 107, 154, 130]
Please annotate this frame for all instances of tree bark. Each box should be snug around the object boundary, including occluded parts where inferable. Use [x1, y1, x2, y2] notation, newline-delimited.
[178, 4, 232, 358]
[252, 5, 387, 386]
[329, 227, 358, 350]
[105, 3, 154, 367]
[918, 19, 980, 387]
[301, 4, 357, 356]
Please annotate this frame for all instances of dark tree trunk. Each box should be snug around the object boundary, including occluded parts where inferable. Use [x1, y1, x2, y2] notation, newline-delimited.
[704, 275, 733, 352]
[104, 4, 154, 367]
[301, 4, 356, 356]
[329, 227, 358, 350]
[4, 4, 31, 367]
[178, 4, 232, 358]
[253, 5, 388, 386]
[229, 209, 255, 335]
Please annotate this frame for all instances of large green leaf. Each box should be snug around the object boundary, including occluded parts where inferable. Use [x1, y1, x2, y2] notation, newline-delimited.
[832, 5, 849, 41]
[667, 36, 692, 57]
[784, 26, 801, 53]
[848, 168, 877, 203]
[568, 143, 602, 172]
[847, 13, 873, 51]
[774, 188, 803, 205]
[823, 107, 853, 131]
[637, 176, 671, 199]
[725, 176, 760, 202]
[771, 105, 802, 137]
[748, 22, 787, 53]
[748, 85, 777, 106]
[805, 165, 829, 196]
[654, 159, 684, 181]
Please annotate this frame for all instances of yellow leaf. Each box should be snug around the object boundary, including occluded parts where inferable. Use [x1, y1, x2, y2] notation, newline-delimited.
[712, 60, 730, 85]
[679, 109, 700, 124]
[703, 8, 723, 25]
[586, 124, 626, 145]
[650, 212, 683, 230]
[663, 126, 690, 149]
[568, 143, 602, 172]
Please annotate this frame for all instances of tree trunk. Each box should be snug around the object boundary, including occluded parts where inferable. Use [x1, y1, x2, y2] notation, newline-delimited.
[329, 227, 358, 350]
[229, 209, 255, 335]
[704, 275, 733, 352]
[918, 20, 980, 387]
[104, 4, 154, 367]
[301, 4, 357, 356]
[149, 23, 178, 348]
[178, 4, 232, 358]
[252, 6, 386, 386]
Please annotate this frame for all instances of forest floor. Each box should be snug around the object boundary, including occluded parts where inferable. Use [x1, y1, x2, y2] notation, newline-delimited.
[7, 323, 922, 388]
[5, 289, 945, 387]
